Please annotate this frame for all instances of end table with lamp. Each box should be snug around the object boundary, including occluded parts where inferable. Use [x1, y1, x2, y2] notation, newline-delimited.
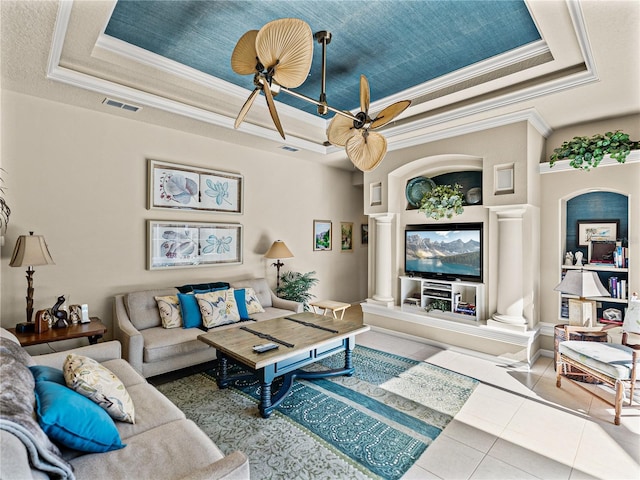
[7, 318, 107, 347]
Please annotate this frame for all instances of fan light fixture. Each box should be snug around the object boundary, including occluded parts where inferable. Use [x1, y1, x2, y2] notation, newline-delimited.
[231, 18, 411, 172]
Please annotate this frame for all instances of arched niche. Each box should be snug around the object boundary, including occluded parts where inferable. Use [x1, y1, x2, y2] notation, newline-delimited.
[388, 154, 483, 214]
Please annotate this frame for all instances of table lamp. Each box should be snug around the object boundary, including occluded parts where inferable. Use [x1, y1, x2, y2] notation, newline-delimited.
[264, 240, 294, 290]
[554, 269, 610, 327]
[10, 231, 55, 324]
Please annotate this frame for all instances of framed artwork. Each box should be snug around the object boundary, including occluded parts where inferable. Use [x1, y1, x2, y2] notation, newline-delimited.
[577, 220, 619, 247]
[313, 220, 332, 251]
[361, 224, 368, 245]
[341, 222, 353, 252]
[148, 159, 243, 214]
[148, 221, 242, 270]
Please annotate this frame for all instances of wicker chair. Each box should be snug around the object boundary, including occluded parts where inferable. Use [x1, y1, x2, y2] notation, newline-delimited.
[556, 300, 640, 425]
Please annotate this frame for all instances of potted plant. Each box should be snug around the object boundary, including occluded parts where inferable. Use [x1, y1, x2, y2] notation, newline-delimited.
[549, 130, 639, 170]
[419, 183, 464, 220]
[276, 271, 319, 311]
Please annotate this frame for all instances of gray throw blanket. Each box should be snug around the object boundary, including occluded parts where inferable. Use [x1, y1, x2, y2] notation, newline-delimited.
[0, 337, 75, 480]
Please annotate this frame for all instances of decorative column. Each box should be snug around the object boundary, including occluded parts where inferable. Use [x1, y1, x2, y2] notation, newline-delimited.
[368, 213, 395, 307]
[489, 206, 529, 331]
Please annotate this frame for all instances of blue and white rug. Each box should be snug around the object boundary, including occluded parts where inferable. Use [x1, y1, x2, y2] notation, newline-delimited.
[158, 345, 478, 479]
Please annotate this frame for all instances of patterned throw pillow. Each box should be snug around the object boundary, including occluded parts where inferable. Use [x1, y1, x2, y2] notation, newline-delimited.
[245, 287, 265, 314]
[63, 354, 135, 424]
[195, 289, 241, 328]
[154, 295, 182, 328]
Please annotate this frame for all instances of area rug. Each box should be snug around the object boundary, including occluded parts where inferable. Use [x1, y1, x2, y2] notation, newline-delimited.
[157, 346, 478, 479]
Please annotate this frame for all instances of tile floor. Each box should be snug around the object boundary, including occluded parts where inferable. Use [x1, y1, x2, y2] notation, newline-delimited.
[356, 327, 640, 480]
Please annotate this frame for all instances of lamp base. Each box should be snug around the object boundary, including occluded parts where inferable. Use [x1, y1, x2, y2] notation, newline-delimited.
[15, 322, 35, 334]
[568, 298, 597, 327]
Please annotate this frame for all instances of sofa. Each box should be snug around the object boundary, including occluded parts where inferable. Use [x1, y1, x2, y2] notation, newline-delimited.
[113, 278, 303, 378]
[0, 328, 249, 479]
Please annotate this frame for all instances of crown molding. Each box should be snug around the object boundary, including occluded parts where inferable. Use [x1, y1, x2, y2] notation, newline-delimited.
[47, 1, 595, 160]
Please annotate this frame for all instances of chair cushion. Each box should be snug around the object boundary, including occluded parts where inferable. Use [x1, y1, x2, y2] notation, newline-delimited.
[559, 340, 637, 380]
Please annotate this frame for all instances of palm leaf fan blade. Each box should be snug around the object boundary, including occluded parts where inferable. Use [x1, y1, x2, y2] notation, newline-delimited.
[327, 112, 356, 146]
[231, 30, 259, 75]
[360, 75, 370, 114]
[234, 87, 261, 129]
[255, 18, 313, 88]
[345, 131, 387, 172]
[262, 81, 285, 139]
[370, 100, 411, 129]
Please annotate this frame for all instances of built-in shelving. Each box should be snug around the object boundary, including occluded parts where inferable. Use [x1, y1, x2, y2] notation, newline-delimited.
[400, 276, 485, 322]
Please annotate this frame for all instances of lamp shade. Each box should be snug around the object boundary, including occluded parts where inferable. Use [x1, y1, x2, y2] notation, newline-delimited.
[554, 270, 610, 298]
[622, 299, 640, 334]
[9, 233, 55, 267]
[264, 240, 294, 259]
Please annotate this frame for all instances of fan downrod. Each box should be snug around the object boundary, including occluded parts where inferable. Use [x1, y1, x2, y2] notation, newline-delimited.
[315, 30, 332, 115]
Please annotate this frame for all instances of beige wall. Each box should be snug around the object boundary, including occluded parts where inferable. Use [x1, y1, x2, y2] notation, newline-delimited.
[0, 91, 368, 335]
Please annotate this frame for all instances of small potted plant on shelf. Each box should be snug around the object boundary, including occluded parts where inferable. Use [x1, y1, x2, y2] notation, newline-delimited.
[276, 271, 319, 311]
[419, 183, 464, 220]
[549, 130, 639, 170]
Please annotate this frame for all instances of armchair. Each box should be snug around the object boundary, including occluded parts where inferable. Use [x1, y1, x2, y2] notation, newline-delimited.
[556, 298, 640, 425]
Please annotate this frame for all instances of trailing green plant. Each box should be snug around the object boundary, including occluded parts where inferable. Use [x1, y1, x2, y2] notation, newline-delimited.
[418, 183, 464, 220]
[276, 271, 319, 311]
[549, 130, 639, 171]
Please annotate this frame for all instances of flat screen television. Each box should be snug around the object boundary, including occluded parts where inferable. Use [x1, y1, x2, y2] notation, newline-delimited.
[405, 223, 483, 282]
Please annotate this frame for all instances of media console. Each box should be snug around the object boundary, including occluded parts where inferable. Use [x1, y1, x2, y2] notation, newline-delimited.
[400, 276, 485, 322]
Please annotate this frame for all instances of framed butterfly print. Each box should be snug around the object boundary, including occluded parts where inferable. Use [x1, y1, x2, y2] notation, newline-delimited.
[147, 221, 242, 270]
[148, 159, 243, 214]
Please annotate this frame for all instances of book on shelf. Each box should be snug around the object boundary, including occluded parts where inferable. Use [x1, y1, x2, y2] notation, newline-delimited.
[608, 277, 628, 299]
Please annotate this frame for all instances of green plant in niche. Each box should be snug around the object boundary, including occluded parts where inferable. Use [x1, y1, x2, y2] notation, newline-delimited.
[426, 299, 450, 312]
[418, 183, 464, 220]
[276, 271, 319, 311]
[549, 130, 639, 170]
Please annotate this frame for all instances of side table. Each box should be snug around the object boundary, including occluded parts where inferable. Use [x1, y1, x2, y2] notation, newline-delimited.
[7, 318, 107, 347]
[554, 324, 608, 384]
[309, 300, 351, 320]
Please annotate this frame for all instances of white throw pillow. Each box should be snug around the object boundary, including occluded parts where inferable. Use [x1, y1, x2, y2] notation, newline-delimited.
[63, 354, 135, 424]
[154, 295, 183, 328]
[195, 289, 241, 328]
[244, 287, 265, 314]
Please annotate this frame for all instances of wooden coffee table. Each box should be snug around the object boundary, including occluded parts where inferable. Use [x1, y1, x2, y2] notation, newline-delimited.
[198, 312, 369, 418]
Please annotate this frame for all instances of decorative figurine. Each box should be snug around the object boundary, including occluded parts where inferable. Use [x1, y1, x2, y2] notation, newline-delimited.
[574, 251, 584, 266]
[51, 295, 69, 328]
[564, 251, 574, 266]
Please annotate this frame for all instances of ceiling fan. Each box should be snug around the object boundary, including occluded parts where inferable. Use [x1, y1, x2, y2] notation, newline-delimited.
[231, 18, 411, 171]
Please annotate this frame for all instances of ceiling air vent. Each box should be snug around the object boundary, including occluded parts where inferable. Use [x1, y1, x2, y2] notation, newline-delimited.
[102, 98, 142, 112]
[280, 145, 299, 152]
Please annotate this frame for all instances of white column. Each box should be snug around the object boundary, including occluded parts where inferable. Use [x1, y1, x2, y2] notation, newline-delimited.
[368, 213, 395, 307]
[490, 206, 528, 329]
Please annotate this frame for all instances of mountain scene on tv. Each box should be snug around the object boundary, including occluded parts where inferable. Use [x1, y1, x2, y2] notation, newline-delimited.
[406, 231, 481, 276]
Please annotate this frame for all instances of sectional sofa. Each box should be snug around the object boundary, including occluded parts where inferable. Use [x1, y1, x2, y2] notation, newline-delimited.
[113, 277, 303, 378]
[0, 328, 249, 479]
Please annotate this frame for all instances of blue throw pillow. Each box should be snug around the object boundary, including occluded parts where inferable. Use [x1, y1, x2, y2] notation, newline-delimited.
[177, 293, 203, 328]
[34, 381, 125, 453]
[30, 365, 65, 385]
[233, 288, 250, 320]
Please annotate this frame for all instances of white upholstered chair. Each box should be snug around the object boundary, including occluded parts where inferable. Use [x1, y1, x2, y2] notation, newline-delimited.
[556, 299, 640, 425]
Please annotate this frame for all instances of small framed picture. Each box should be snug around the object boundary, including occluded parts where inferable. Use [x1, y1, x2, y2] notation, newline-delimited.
[577, 220, 618, 247]
[361, 224, 368, 245]
[341, 222, 353, 252]
[313, 220, 332, 251]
